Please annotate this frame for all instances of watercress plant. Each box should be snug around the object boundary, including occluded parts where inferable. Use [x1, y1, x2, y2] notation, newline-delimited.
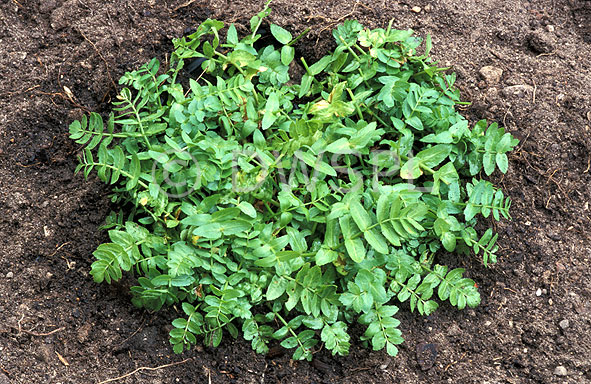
[70, 5, 518, 360]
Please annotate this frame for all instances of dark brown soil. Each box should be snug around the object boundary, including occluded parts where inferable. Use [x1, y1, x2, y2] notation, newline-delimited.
[1, 1, 590, 383]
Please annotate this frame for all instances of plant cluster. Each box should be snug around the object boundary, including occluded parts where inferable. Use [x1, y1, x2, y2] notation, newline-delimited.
[70, 4, 518, 360]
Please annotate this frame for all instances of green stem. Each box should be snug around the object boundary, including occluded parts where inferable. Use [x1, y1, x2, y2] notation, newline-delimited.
[274, 312, 307, 351]
[122, 94, 152, 150]
[453, 201, 508, 213]
[89, 162, 149, 189]
[300, 57, 311, 73]
[214, 51, 246, 75]
[388, 277, 430, 309]
[346, 88, 364, 120]
[288, 28, 311, 47]
[337, 36, 361, 61]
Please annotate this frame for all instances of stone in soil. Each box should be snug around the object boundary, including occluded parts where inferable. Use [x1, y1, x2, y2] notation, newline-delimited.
[479, 66, 503, 84]
[528, 29, 555, 54]
[503, 84, 534, 98]
[553, 365, 567, 376]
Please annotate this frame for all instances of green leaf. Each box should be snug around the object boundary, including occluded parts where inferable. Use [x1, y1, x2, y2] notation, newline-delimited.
[496, 153, 508, 173]
[297, 151, 336, 176]
[308, 55, 332, 76]
[281, 45, 295, 66]
[315, 247, 338, 266]
[270, 24, 292, 44]
[220, 220, 251, 235]
[416, 144, 451, 168]
[406, 116, 423, 130]
[400, 158, 422, 179]
[299, 74, 313, 97]
[364, 229, 389, 254]
[227, 24, 238, 45]
[325, 138, 352, 154]
[267, 275, 288, 300]
[483, 152, 496, 175]
[345, 238, 366, 263]
[126, 154, 140, 190]
[262, 92, 279, 130]
[193, 223, 223, 239]
[441, 231, 457, 252]
[464, 203, 480, 221]
[350, 200, 371, 231]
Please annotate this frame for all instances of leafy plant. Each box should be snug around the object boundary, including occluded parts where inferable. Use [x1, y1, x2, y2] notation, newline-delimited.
[70, 4, 518, 360]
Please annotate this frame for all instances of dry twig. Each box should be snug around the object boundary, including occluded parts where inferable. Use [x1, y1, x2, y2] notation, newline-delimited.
[77, 28, 117, 90]
[97, 358, 192, 384]
[173, 0, 198, 12]
[55, 351, 70, 366]
[48, 242, 71, 257]
[21, 326, 65, 337]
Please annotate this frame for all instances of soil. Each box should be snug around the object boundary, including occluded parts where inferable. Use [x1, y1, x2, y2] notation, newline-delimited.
[1, 0, 590, 383]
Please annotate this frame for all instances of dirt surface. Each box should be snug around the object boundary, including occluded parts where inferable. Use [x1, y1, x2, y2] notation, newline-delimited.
[1, 0, 590, 383]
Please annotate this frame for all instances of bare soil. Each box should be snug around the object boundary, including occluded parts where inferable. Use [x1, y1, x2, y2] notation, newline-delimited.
[1, 1, 590, 383]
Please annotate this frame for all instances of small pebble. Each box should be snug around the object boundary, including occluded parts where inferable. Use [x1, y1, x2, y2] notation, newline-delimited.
[553, 366, 567, 376]
[559, 319, 570, 329]
[411, 6, 422, 13]
[542, 288, 547, 295]
[535, 288, 542, 296]
[528, 30, 555, 54]
[502, 84, 534, 98]
[6, 272, 13, 279]
[479, 66, 503, 84]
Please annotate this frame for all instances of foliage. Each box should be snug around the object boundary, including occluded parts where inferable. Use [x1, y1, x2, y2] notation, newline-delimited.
[69, 4, 518, 360]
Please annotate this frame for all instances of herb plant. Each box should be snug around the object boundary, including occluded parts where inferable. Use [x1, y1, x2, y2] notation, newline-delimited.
[70, 5, 518, 360]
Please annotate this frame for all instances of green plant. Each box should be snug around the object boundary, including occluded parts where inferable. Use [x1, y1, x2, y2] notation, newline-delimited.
[69, 5, 518, 360]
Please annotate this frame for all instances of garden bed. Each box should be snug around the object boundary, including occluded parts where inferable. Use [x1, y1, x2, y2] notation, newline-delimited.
[0, 0, 590, 383]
